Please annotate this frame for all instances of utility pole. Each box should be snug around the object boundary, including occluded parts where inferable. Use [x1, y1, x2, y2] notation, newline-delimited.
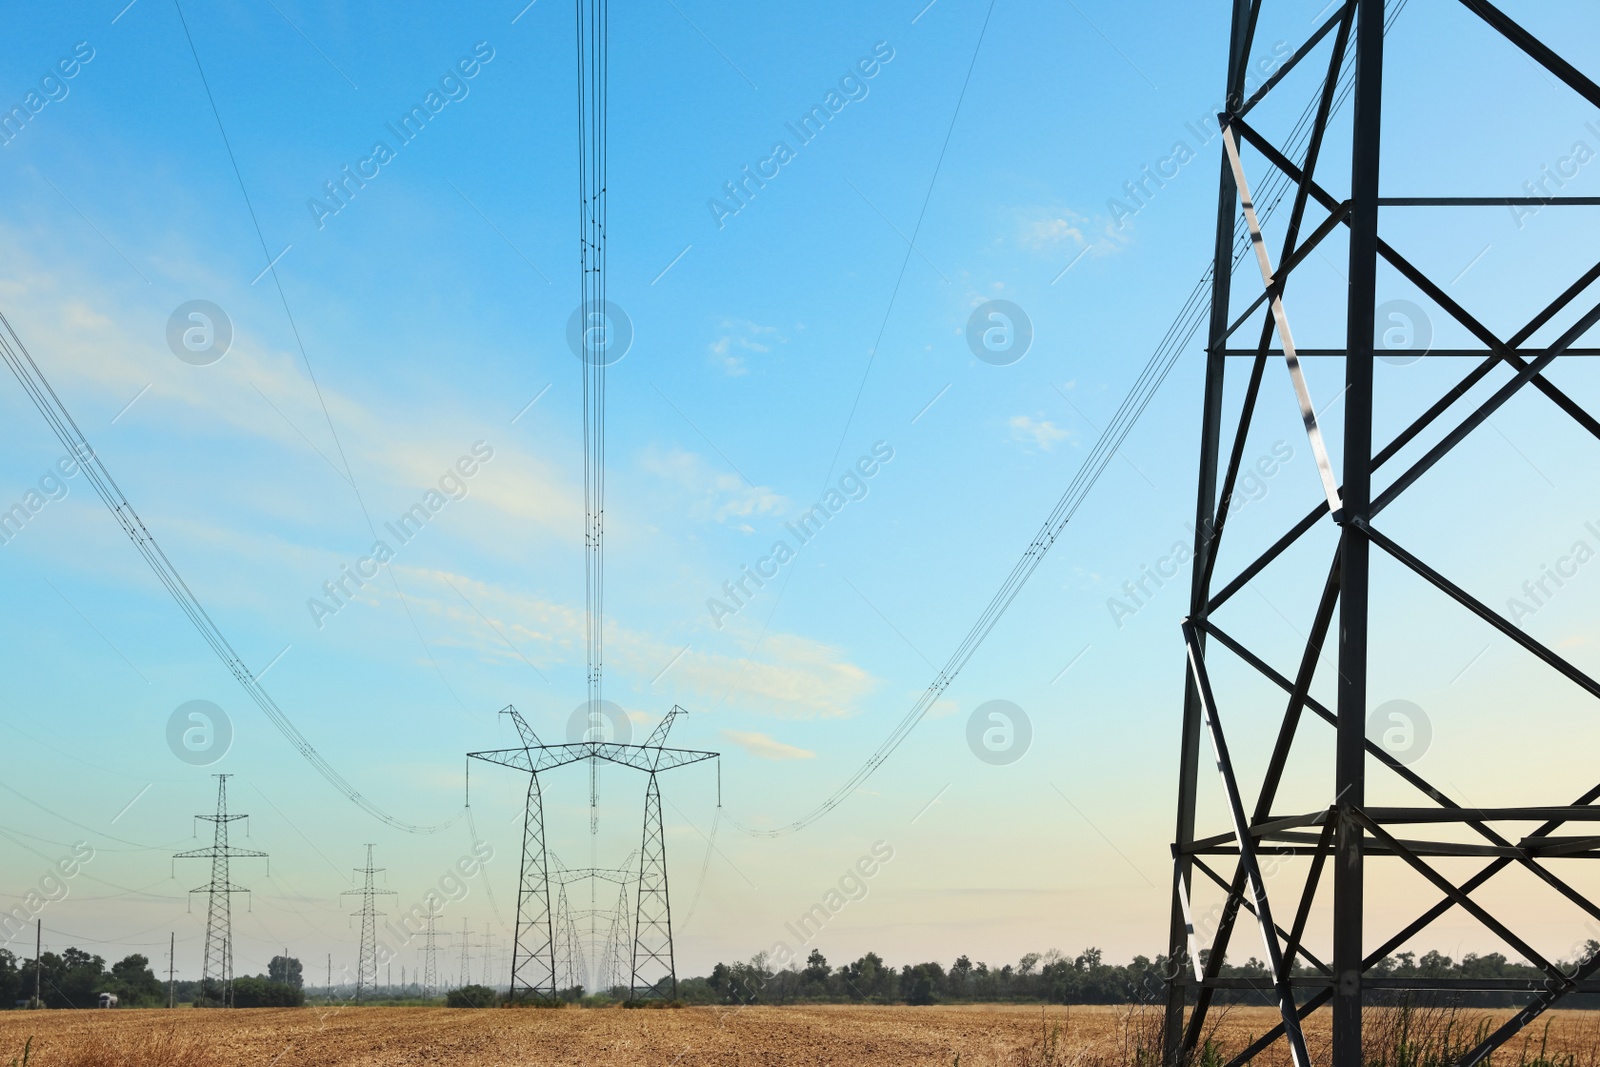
[326, 954, 331, 999]
[341, 844, 396, 1003]
[33, 920, 40, 1008]
[168, 932, 175, 1008]
[174, 774, 267, 1008]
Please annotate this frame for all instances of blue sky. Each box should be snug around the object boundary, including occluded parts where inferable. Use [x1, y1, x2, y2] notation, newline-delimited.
[0, 0, 1598, 988]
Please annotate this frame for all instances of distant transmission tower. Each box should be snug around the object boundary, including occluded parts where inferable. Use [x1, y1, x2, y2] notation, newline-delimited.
[340, 845, 395, 1003]
[421, 912, 439, 998]
[174, 774, 266, 1008]
[550, 858, 630, 995]
[481, 924, 494, 988]
[599, 881, 630, 994]
[468, 705, 717, 1002]
[553, 883, 576, 993]
[457, 919, 470, 989]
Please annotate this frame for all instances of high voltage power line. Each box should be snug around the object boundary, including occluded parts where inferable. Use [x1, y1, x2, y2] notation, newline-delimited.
[734, 0, 1412, 839]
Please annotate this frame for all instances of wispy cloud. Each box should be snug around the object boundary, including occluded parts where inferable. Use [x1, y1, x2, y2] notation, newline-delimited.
[1009, 414, 1072, 452]
[1017, 205, 1129, 256]
[720, 729, 815, 760]
[641, 445, 787, 525]
[385, 567, 879, 721]
[708, 318, 783, 376]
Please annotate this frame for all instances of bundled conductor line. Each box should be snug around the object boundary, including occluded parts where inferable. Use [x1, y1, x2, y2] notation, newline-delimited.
[0, 311, 457, 835]
[737, 0, 1404, 837]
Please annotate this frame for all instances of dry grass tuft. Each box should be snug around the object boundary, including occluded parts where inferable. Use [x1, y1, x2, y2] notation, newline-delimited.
[35, 1027, 215, 1067]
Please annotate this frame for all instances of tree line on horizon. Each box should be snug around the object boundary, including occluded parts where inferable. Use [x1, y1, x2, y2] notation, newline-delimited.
[0, 948, 304, 1009]
[676, 943, 1600, 1010]
[6, 942, 1598, 1009]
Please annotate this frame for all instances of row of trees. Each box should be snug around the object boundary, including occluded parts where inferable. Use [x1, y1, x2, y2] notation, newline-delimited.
[0, 948, 305, 1008]
[0, 948, 164, 1008]
[9, 943, 1596, 1009]
[686, 944, 1600, 1009]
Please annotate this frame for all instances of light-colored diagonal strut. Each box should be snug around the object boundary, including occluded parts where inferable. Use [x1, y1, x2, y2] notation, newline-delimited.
[1221, 122, 1344, 519]
[1182, 620, 1311, 1067]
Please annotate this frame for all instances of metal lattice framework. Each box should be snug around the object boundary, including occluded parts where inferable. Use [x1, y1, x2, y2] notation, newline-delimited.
[174, 774, 266, 1008]
[421, 911, 439, 999]
[549, 859, 633, 994]
[1165, 3, 1600, 1066]
[341, 845, 396, 1004]
[598, 881, 633, 994]
[552, 882, 589, 993]
[632, 772, 675, 1000]
[468, 705, 718, 1002]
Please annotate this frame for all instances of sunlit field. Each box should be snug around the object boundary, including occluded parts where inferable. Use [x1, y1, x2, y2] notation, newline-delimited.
[3, 1005, 1599, 1067]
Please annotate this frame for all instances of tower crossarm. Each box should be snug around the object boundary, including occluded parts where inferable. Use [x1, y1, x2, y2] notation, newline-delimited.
[174, 846, 268, 859]
[639, 705, 686, 749]
[468, 745, 588, 774]
[469, 742, 718, 775]
[590, 743, 718, 774]
[549, 866, 635, 885]
[500, 704, 544, 749]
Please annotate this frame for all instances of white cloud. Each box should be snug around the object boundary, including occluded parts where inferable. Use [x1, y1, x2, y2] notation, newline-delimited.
[1018, 206, 1130, 257]
[1023, 214, 1087, 248]
[708, 318, 783, 376]
[720, 729, 815, 761]
[641, 445, 787, 525]
[385, 567, 880, 721]
[0, 231, 584, 556]
[1009, 414, 1071, 452]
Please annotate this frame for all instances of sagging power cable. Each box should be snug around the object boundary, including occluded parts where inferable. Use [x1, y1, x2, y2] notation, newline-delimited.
[735, 0, 1405, 837]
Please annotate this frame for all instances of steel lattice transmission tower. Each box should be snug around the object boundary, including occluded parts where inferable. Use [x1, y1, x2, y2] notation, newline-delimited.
[552, 883, 579, 994]
[631, 772, 675, 1000]
[1165, 3, 1600, 1066]
[548, 859, 629, 997]
[481, 925, 495, 988]
[468, 705, 718, 1002]
[598, 881, 631, 994]
[341, 845, 396, 1004]
[174, 774, 266, 1008]
[421, 912, 439, 999]
[550, 859, 632, 995]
